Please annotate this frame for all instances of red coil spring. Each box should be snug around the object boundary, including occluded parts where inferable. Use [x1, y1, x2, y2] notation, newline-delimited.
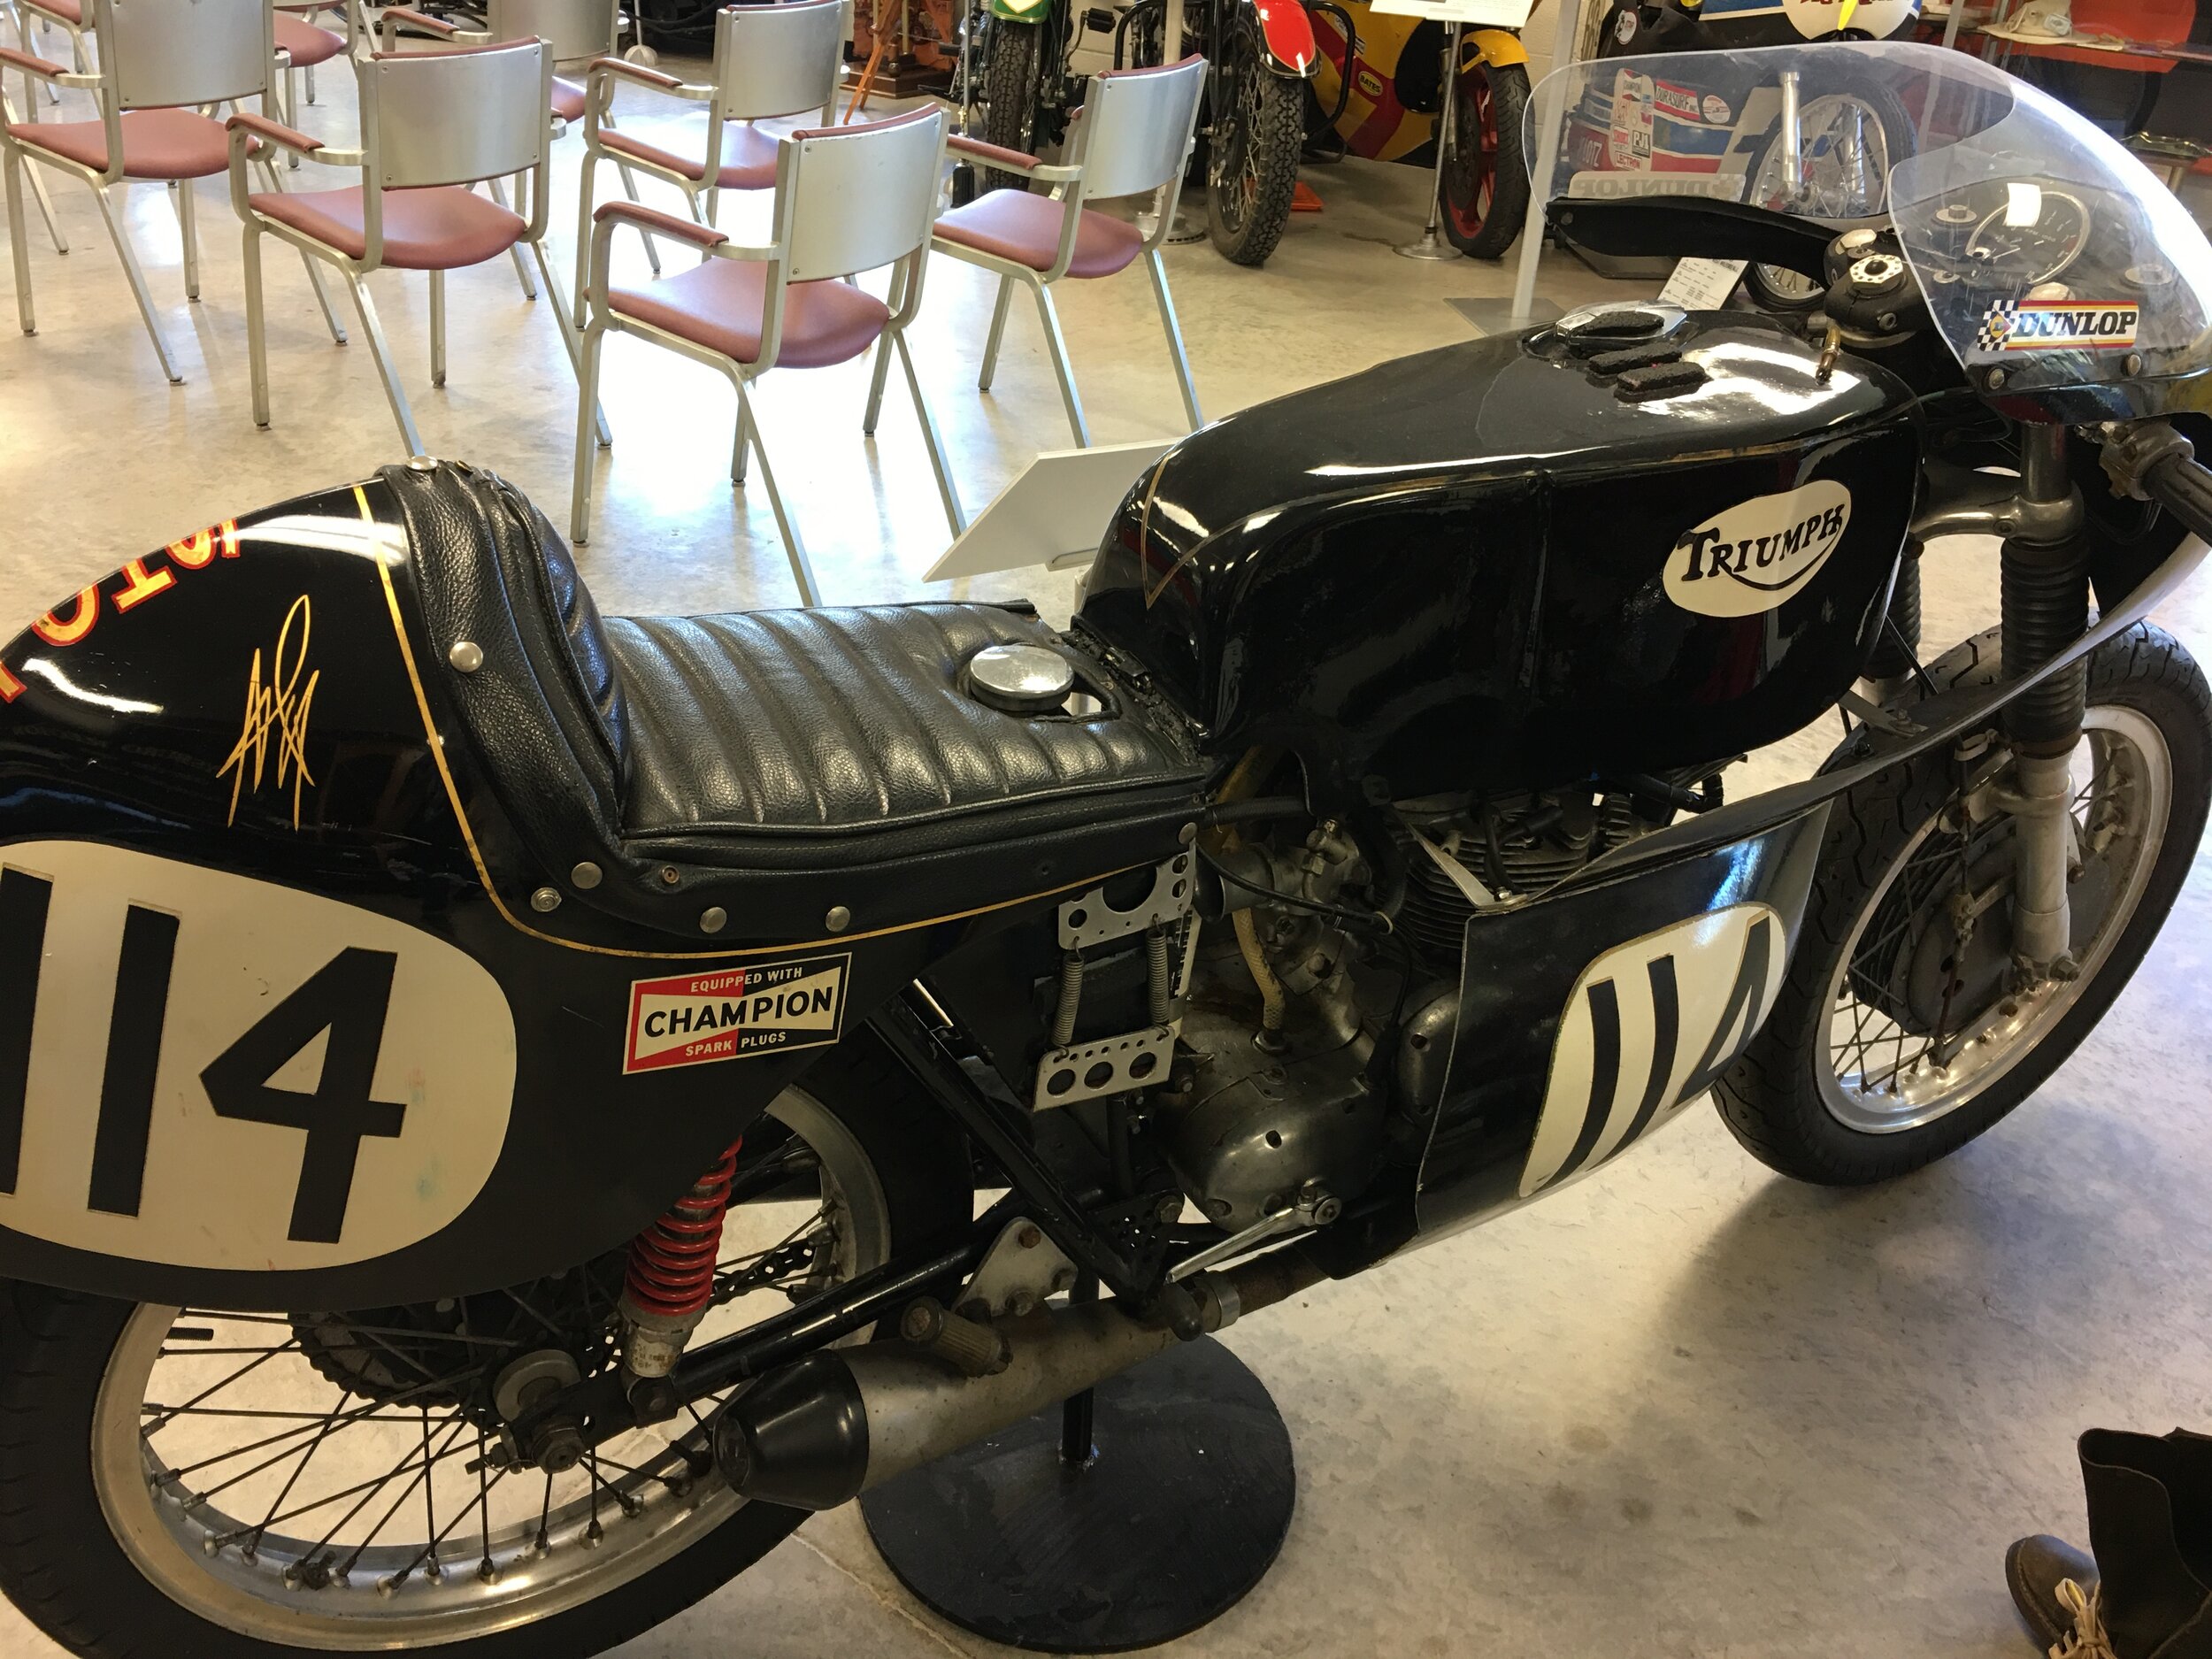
[622, 1140, 741, 1321]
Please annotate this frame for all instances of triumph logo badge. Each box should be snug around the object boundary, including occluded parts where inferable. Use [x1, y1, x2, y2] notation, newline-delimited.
[624, 954, 850, 1074]
[1663, 479, 1852, 618]
[1975, 298, 2139, 353]
[1520, 903, 1785, 1198]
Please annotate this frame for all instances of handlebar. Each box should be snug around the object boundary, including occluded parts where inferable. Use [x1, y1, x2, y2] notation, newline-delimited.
[2102, 420, 2212, 549]
[2145, 452, 2212, 549]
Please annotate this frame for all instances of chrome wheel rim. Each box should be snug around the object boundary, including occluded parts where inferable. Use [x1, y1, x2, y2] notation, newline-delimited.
[1752, 93, 1893, 219]
[91, 1088, 889, 1650]
[1820, 707, 2172, 1133]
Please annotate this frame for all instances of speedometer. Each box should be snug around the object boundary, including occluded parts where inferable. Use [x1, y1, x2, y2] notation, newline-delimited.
[1965, 186, 2093, 285]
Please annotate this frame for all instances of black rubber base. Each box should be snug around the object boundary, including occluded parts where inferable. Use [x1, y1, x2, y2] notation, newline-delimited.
[858, 1337, 1295, 1654]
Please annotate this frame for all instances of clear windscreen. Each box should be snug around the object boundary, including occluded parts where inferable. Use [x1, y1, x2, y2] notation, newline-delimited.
[1525, 41, 2212, 412]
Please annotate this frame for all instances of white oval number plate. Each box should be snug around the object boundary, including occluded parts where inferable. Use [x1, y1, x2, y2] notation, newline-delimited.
[0, 841, 515, 1270]
[1663, 479, 1853, 618]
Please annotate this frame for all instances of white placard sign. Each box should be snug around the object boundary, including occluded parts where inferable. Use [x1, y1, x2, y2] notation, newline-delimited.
[1368, 0, 1534, 25]
[924, 439, 1178, 582]
[1659, 256, 1749, 309]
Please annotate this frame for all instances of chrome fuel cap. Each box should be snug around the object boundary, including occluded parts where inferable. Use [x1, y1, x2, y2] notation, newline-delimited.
[966, 643, 1076, 714]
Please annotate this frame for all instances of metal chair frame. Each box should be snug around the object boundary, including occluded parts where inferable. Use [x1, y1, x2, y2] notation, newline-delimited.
[227, 36, 605, 454]
[571, 105, 963, 606]
[570, 0, 848, 329]
[1, 0, 347, 381]
[379, 0, 651, 303]
[930, 55, 1205, 448]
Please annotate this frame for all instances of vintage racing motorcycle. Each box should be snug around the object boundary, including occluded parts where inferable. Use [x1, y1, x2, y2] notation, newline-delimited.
[0, 38, 2209, 1658]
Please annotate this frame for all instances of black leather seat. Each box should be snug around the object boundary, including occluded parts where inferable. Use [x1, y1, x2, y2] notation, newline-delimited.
[381, 461, 1207, 948]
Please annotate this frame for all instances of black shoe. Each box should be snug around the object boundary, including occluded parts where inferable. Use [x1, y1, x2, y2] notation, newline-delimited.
[2009, 1532, 2101, 1652]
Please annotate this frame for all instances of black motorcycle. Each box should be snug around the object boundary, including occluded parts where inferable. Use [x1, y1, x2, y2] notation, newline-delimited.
[0, 38, 2208, 1658]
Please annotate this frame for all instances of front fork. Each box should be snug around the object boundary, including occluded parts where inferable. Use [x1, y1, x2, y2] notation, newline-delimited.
[1997, 423, 2090, 979]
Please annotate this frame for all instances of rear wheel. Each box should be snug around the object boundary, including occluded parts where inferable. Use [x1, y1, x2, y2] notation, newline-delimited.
[1717, 625, 2212, 1185]
[1207, 41, 1303, 265]
[1441, 58, 1530, 260]
[0, 1039, 969, 1657]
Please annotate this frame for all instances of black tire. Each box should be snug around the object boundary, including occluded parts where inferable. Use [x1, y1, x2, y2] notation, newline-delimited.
[1441, 58, 1530, 260]
[1716, 623, 2212, 1186]
[0, 1035, 971, 1659]
[1742, 261, 1825, 314]
[1207, 43, 1303, 266]
[980, 18, 1043, 194]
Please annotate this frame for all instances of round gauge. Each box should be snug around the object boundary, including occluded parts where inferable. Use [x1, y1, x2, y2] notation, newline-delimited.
[1966, 187, 2092, 285]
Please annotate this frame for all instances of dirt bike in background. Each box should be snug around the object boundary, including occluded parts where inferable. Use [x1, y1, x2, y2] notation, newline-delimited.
[972, 0, 1324, 263]
[1310, 6, 1532, 257]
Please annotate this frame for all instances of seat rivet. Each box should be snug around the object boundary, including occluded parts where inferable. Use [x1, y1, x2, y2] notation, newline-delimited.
[700, 907, 727, 934]
[449, 641, 484, 673]
[1178, 822, 1197, 845]
[530, 887, 561, 913]
[659, 865, 681, 887]
[825, 904, 851, 933]
[571, 861, 603, 890]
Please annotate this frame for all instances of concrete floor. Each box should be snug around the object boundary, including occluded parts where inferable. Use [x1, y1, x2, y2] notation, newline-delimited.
[2, 45, 2210, 1659]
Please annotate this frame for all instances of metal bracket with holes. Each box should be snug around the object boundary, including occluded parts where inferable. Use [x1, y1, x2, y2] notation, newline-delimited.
[1056, 856, 1196, 949]
[956, 1216, 1079, 1319]
[1032, 1024, 1176, 1110]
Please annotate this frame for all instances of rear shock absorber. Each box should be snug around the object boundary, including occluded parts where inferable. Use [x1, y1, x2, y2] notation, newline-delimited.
[619, 1141, 741, 1386]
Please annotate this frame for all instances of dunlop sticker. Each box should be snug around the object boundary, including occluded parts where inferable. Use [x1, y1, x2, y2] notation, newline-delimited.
[1975, 299, 2139, 353]
[624, 954, 850, 1074]
[1663, 479, 1852, 618]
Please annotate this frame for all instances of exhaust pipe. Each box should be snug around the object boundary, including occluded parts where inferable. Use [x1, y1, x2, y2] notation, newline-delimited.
[712, 1247, 1323, 1510]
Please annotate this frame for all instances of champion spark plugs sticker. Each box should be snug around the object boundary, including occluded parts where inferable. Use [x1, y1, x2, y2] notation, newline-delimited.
[1975, 299, 2139, 352]
[624, 954, 850, 1074]
[1663, 479, 1852, 618]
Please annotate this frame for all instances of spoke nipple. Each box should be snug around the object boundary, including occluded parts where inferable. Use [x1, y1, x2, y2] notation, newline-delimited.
[478, 1558, 499, 1585]
[202, 1537, 222, 1558]
[425, 1558, 443, 1582]
[377, 1573, 403, 1598]
[280, 1565, 300, 1588]
[240, 1545, 257, 1565]
[619, 1494, 643, 1518]
[585, 1521, 604, 1548]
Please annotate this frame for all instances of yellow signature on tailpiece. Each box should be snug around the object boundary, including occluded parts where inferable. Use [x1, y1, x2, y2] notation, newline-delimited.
[216, 594, 320, 829]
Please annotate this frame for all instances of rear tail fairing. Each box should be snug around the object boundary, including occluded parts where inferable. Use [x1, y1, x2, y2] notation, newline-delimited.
[0, 467, 1189, 1310]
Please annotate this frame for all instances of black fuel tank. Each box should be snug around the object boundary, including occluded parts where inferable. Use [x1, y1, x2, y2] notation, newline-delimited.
[1075, 310, 1920, 799]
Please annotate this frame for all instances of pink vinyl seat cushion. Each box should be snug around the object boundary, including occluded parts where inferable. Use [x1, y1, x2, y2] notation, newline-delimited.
[600, 122, 780, 191]
[273, 12, 346, 66]
[6, 108, 238, 180]
[609, 259, 889, 368]
[550, 75, 588, 122]
[933, 188, 1142, 279]
[247, 184, 527, 268]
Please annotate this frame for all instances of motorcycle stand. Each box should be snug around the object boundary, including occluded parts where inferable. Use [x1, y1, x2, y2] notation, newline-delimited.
[1395, 23, 1463, 262]
[859, 1308, 1295, 1651]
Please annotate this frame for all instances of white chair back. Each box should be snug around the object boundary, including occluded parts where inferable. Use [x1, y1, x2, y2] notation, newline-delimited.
[365, 38, 550, 188]
[778, 104, 946, 283]
[1071, 55, 1204, 204]
[100, 0, 273, 109]
[487, 0, 618, 64]
[711, 0, 848, 121]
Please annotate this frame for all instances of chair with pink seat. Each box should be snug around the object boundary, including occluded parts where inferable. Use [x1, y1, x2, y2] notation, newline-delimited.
[929, 54, 1205, 448]
[272, 0, 353, 126]
[569, 104, 962, 605]
[378, 0, 661, 302]
[1, 0, 348, 381]
[570, 0, 847, 329]
[227, 35, 604, 454]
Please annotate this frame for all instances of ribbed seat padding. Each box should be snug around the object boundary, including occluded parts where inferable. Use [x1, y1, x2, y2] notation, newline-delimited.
[606, 606, 1198, 838]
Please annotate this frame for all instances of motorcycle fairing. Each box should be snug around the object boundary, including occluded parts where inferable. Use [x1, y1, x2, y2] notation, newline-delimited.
[0, 466, 1202, 1310]
[1410, 807, 1824, 1240]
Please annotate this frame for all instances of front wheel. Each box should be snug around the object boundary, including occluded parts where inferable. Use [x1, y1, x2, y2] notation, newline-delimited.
[979, 17, 1044, 194]
[1207, 47, 1304, 265]
[1441, 57, 1529, 259]
[0, 1037, 970, 1658]
[1717, 624, 2212, 1186]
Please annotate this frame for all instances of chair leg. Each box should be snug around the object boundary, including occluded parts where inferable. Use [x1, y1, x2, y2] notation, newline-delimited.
[488, 176, 537, 300]
[4, 144, 34, 335]
[529, 237, 610, 448]
[569, 320, 605, 543]
[344, 272, 424, 456]
[284, 65, 301, 168]
[863, 266, 902, 434]
[94, 184, 181, 382]
[242, 221, 270, 426]
[572, 150, 597, 330]
[681, 188, 710, 264]
[253, 157, 347, 345]
[1145, 248, 1201, 432]
[12, 5, 58, 107]
[427, 267, 445, 387]
[736, 379, 820, 605]
[303, 60, 315, 104]
[978, 273, 1011, 391]
[895, 328, 964, 535]
[1031, 281, 1087, 448]
[730, 390, 749, 485]
[176, 178, 199, 301]
[0, 92, 63, 251]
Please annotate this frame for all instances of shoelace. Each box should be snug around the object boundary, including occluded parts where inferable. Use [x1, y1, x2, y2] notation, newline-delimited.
[2051, 1578, 2120, 1659]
